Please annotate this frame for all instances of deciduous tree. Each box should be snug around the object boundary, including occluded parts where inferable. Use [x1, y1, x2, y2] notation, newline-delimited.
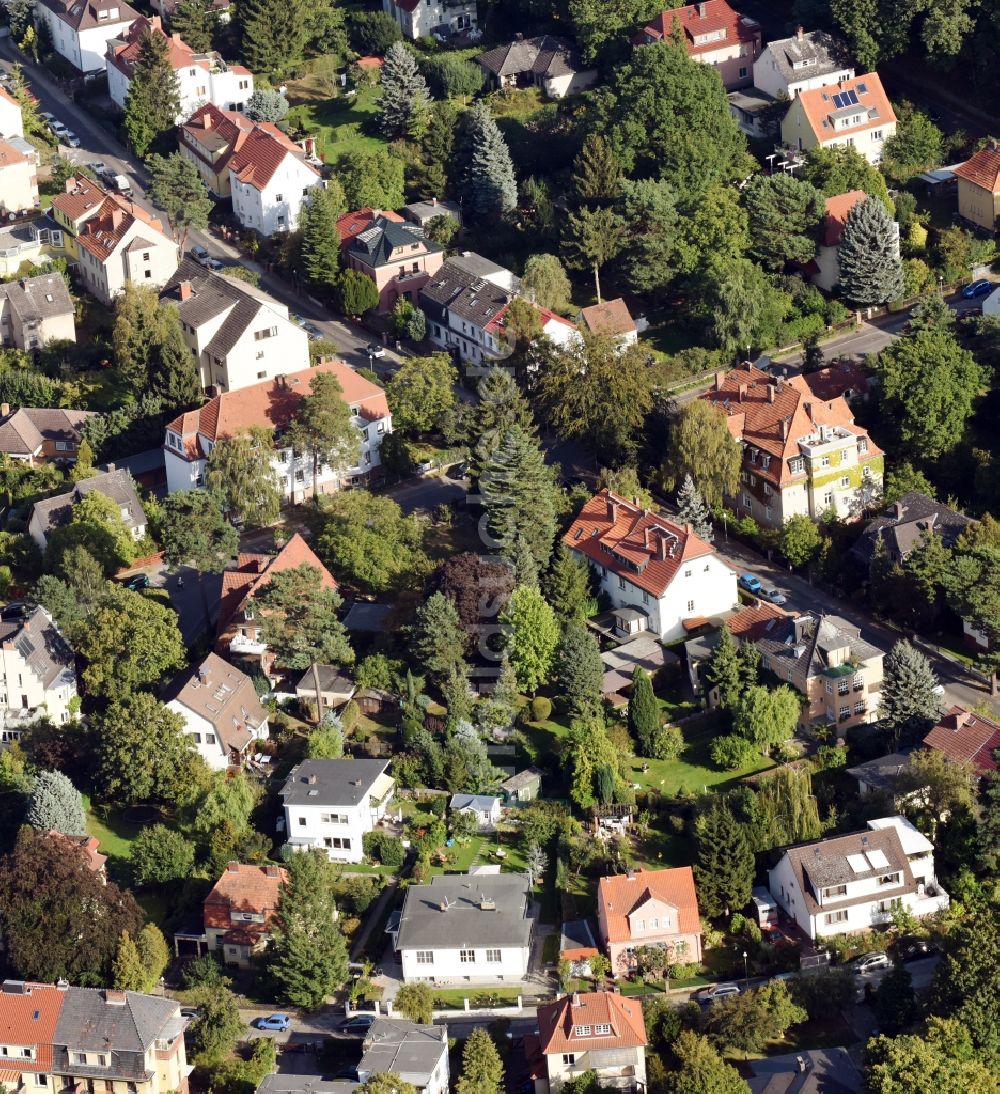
[288, 371, 359, 504]
[206, 427, 282, 528]
[158, 490, 238, 572]
[866, 1016, 997, 1094]
[733, 684, 800, 755]
[666, 1030, 749, 1094]
[432, 552, 515, 653]
[46, 490, 138, 577]
[522, 253, 572, 310]
[129, 824, 196, 886]
[386, 353, 457, 435]
[395, 982, 433, 1025]
[500, 585, 559, 695]
[663, 399, 741, 507]
[779, 514, 823, 570]
[337, 148, 405, 211]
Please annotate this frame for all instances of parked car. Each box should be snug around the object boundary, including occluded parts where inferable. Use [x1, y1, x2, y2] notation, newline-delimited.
[49, 121, 68, 137]
[179, 1007, 201, 1020]
[366, 342, 386, 359]
[100, 170, 133, 197]
[962, 279, 993, 298]
[335, 1015, 375, 1035]
[851, 951, 890, 974]
[252, 1013, 291, 1031]
[39, 112, 56, 126]
[759, 585, 787, 605]
[63, 132, 81, 148]
[897, 938, 939, 963]
[738, 573, 763, 595]
[124, 574, 150, 591]
[0, 601, 28, 620]
[694, 983, 741, 1006]
[191, 245, 222, 271]
[303, 323, 323, 339]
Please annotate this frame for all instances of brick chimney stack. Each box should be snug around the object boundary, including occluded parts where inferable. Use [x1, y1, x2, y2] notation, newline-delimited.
[179, 280, 193, 301]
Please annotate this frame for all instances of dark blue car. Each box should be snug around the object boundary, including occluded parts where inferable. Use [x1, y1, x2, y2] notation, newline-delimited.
[962, 279, 993, 299]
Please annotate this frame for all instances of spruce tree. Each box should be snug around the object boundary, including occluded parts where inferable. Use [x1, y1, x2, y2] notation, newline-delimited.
[478, 425, 558, 576]
[557, 619, 604, 717]
[169, 0, 213, 52]
[676, 473, 713, 540]
[378, 41, 431, 139]
[838, 195, 904, 308]
[457, 1027, 504, 1094]
[572, 132, 622, 207]
[469, 369, 536, 478]
[628, 666, 660, 756]
[299, 190, 341, 293]
[463, 103, 517, 218]
[695, 798, 754, 917]
[239, 0, 305, 78]
[123, 29, 181, 157]
[705, 625, 742, 711]
[544, 543, 592, 622]
[409, 591, 466, 687]
[25, 770, 86, 835]
[879, 639, 942, 746]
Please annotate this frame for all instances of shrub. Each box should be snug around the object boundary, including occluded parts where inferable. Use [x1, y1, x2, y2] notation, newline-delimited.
[530, 696, 552, 722]
[710, 734, 758, 770]
[817, 744, 848, 770]
[362, 830, 405, 867]
[650, 724, 684, 760]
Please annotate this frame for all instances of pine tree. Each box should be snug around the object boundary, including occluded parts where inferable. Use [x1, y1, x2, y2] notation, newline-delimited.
[287, 371, 358, 505]
[695, 798, 754, 917]
[676, 474, 713, 540]
[378, 41, 431, 139]
[572, 132, 622, 207]
[469, 369, 536, 478]
[123, 29, 181, 157]
[25, 770, 86, 834]
[457, 1027, 504, 1094]
[169, 0, 213, 52]
[838, 195, 904, 308]
[463, 103, 517, 218]
[705, 625, 742, 711]
[300, 190, 341, 293]
[628, 666, 660, 756]
[879, 639, 942, 746]
[544, 543, 593, 622]
[409, 591, 466, 687]
[478, 425, 558, 576]
[557, 620, 603, 717]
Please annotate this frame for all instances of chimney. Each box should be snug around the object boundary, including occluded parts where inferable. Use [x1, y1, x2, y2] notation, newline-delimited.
[203, 112, 213, 130]
[684, 523, 693, 536]
[179, 280, 193, 302]
[892, 501, 905, 520]
[431, 196, 438, 206]
[803, 400, 813, 420]
[0, 403, 9, 417]
[796, 25, 804, 40]
[643, 526, 650, 549]
[607, 496, 618, 523]
[626, 869, 635, 881]
[571, 992, 580, 1007]
[779, 418, 789, 440]
[56, 980, 69, 991]
[226, 861, 240, 872]
[697, 1, 707, 16]
[479, 896, 496, 911]
[767, 383, 776, 403]
[307, 773, 317, 785]
[104, 990, 127, 1006]
[714, 370, 726, 391]
[737, 382, 747, 401]
[110, 207, 124, 230]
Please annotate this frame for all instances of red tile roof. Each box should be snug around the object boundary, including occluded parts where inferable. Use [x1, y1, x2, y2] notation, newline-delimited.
[229, 126, 318, 191]
[700, 363, 881, 487]
[46, 831, 107, 873]
[924, 705, 1000, 775]
[0, 983, 65, 1071]
[53, 174, 168, 261]
[204, 862, 287, 932]
[822, 190, 866, 246]
[639, 0, 759, 53]
[335, 207, 404, 246]
[106, 16, 202, 77]
[180, 103, 256, 173]
[0, 139, 29, 168]
[564, 489, 719, 600]
[795, 73, 895, 146]
[52, 173, 106, 224]
[355, 55, 384, 70]
[537, 992, 647, 1055]
[579, 298, 636, 337]
[953, 146, 1000, 193]
[726, 601, 790, 641]
[596, 867, 701, 944]
[800, 359, 871, 402]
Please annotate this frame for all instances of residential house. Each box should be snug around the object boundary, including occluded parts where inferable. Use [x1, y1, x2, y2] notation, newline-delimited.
[177, 104, 256, 198]
[449, 793, 502, 830]
[0, 217, 67, 278]
[34, 0, 141, 73]
[394, 871, 533, 982]
[684, 600, 788, 700]
[0, 86, 24, 139]
[257, 1078, 354, 1094]
[781, 72, 896, 164]
[534, 991, 647, 1093]
[0, 607, 77, 743]
[212, 533, 337, 670]
[0, 138, 38, 214]
[563, 489, 737, 642]
[47, 831, 107, 877]
[754, 611, 884, 729]
[0, 273, 75, 350]
[165, 652, 269, 770]
[767, 815, 949, 939]
[636, 1, 761, 90]
[345, 214, 444, 313]
[701, 363, 884, 528]
[475, 36, 597, 99]
[402, 198, 462, 231]
[106, 17, 253, 122]
[153, 0, 231, 27]
[281, 758, 395, 864]
[560, 920, 599, 977]
[359, 1020, 449, 1094]
[600, 636, 679, 706]
[499, 767, 542, 804]
[294, 663, 356, 717]
[420, 258, 512, 365]
[0, 981, 189, 1094]
[0, 405, 93, 464]
[229, 126, 321, 236]
[28, 467, 147, 550]
[163, 361, 391, 500]
[336, 207, 405, 249]
[753, 27, 854, 100]
[596, 867, 702, 977]
[852, 491, 973, 571]
[800, 358, 871, 403]
[51, 174, 178, 304]
[952, 143, 1000, 231]
[450, 251, 519, 293]
[381, 0, 477, 40]
[577, 299, 638, 347]
[161, 258, 310, 393]
[924, 706, 1000, 778]
[847, 752, 912, 799]
[813, 190, 899, 292]
[202, 861, 287, 967]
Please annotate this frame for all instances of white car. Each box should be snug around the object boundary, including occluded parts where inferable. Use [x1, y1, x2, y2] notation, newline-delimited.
[760, 586, 787, 605]
[852, 951, 890, 974]
[63, 132, 81, 147]
[50, 121, 68, 136]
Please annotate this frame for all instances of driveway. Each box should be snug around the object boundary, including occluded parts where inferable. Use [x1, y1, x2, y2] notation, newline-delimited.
[122, 560, 222, 645]
[384, 473, 467, 514]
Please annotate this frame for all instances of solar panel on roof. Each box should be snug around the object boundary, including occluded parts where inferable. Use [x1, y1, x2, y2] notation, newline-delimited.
[847, 89, 859, 105]
[832, 92, 844, 108]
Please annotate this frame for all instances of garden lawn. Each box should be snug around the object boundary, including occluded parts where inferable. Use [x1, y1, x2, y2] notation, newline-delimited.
[284, 81, 382, 162]
[431, 986, 522, 1008]
[429, 834, 486, 875]
[83, 795, 141, 862]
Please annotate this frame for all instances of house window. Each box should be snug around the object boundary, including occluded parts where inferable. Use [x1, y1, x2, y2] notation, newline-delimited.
[330, 837, 351, 850]
[739, 66, 747, 77]
[838, 680, 849, 695]
[858, 438, 868, 453]
[594, 1024, 611, 1035]
[873, 129, 883, 140]
[742, 493, 753, 509]
[635, 920, 644, 931]
[97, 1056, 106, 1067]
[825, 680, 833, 694]
[878, 873, 901, 887]
[254, 327, 277, 341]
[854, 700, 865, 714]
[562, 1055, 576, 1066]
[824, 910, 848, 924]
[650, 918, 658, 929]
[619, 576, 626, 591]
[276, 194, 284, 202]
[839, 706, 849, 719]
[642, 590, 648, 604]
[687, 600, 695, 612]
[257, 371, 267, 379]
[416, 951, 433, 965]
[821, 456, 831, 467]
[823, 884, 847, 898]
[822, 492, 833, 506]
[574, 1026, 591, 1037]
[298, 817, 307, 826]
[74, 1055, 87, 1066]
[486, 949, 501, 963]
[460, 949, 475, 963]
[206, 733, 215, 744]
[840, 476, 850, 488]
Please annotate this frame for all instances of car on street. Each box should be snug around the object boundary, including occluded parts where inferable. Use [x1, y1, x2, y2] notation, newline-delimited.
[335, 1015, 375, 1035]
[39, 112, 56, 126]
[759, 585, 787, 605]
[124, 574, 150, 591]
[694, 983, 741, 1006]
[88, 161, 108, 177]
[366, 342, 386, 358]
[738, 573, 763, 595]
[63, 132, 81, 147]
[896, 938, 939, 963]
[851, 951, 890, 974]
[0, 601, 28, 620]
[49, 121, 68, 137]
[962, 279, 993, 299]
[191, 245, 222, 271]
[252, 1014, 291, 1031]
[303, 322, 323, 339]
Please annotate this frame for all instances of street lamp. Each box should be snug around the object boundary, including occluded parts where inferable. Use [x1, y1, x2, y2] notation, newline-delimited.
[742, 950, 749, 990]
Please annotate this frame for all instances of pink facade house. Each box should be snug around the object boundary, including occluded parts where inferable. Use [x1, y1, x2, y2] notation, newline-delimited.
[345, 214, 444, 313]
[596, 867, 703, 977]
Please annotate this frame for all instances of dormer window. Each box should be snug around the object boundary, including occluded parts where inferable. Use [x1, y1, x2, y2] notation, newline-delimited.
[594, 1024, 611, 1035]
[574, 1025, 591, 1037]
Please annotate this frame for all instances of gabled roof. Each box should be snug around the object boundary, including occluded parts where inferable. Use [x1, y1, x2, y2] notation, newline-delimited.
[822, 190, 866, 246]
[450, 793, 500, 813]
[54, 176, 170, 263]
[51, 174, 107, 224]
[30, 467, 146, 538]
[0, 406, 92, 458]
[36, 0, 140, 33]
[794, 72, 895, 144]
[537, 992, 647, 1054]
[800, 358, 870, 402]
[228, 126, 318, 191]
[761, 29, 853, 85]
[0, 273, 74, 325]
[0, 982, 65, 1071]
[0, 138, 28, 168]
[204, 861, 287, 930]
[924, 705, 1000, 775]
[476, 35, 584, 79]
[46, 832, 106, 873]
[166, 651, 268, 754]
[579, 298, 635, 337]
[335, 207, 404, 246]
[564, 489, 719, 600]
[754, 610, 882, 681]
[106, 16, 202, 77]
[639, 0, 759, 52]
[854, 491, 973, 566]
[596, 867, 701, 943]
[953, 145, 1000, 194]
[347, 215, 440, 270]
[179, 103, 256, 172]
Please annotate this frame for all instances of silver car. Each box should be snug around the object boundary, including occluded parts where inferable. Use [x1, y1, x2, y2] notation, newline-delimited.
[695, 982, 741, 1005]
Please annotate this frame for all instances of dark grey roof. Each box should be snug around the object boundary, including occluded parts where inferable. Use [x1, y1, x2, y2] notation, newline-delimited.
[0, 606, 74, 690]
[294, 663, 355, 697]
[499, 767, 542, 792]
[30, 468, 146, 537]
[477, 35, 583, 79]
[395, 872, 532, 951]
[756, 612, 881, 680]
[0, 407, 93, 457]
[846, 752, 912, 792]
[419, 258, 510, 328]
[258, 1078, 357, 1094]
[281, 758, 391, 807]
[0, 272, 74, 325]
[450, 793, 500, 812]
[449, 252, 513, 282]
[762, 30, 853, 85]
[402, 198, 462, 227]
[853, 491, 973, 566]
[347, 216, 440, 270]
[360, 1019, 447, 1086]
[36, 0, 140, 32]
[560, 917, 597, 952]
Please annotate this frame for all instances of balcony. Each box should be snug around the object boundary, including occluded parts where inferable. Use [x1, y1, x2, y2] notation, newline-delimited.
[230, 634, 266, 655]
